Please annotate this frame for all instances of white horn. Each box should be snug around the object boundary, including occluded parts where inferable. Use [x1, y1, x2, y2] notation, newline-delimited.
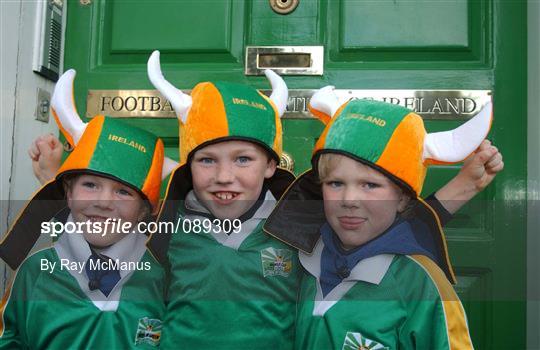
[309, 85, 341, 118]
[50, 69, 87, 145]
[147, 50, 192, 124]
[161, 157, 178, 180]
[264, 69, 288, 117]
[423, 101, 493, 163]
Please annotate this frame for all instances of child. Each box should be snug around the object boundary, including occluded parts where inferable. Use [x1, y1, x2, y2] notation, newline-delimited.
[264, 86, 495, 349]
[147, 51, 499, 349]
[0, 70, 175, 348]
[146, 51, 300, 349]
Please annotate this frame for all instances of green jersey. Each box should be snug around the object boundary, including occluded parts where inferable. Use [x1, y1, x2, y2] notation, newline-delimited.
[0, 231, 166, 349]
[295, 239, 473, 350]
[161, 190, 301, 349]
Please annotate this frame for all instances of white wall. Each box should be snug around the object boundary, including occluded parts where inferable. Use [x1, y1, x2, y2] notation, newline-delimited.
[1, 1, 20, 247]
[528, 0, 540, 349]
[1, 1, 60, 289]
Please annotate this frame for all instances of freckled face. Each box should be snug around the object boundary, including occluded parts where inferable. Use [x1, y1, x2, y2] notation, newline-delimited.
[190, 140, 277, 220]
[321, 155, 409, 250]
[66, 174, 147, 247]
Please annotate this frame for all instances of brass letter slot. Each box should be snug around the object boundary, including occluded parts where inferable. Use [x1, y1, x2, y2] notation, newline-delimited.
[245, 46, 323, 76]
[258, 53, 311, 68]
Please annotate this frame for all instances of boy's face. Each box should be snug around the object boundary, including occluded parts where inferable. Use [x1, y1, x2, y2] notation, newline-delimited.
[66, 174, 147, 247]
[190, 140, 277, 220]
[321, 155, 409, 250]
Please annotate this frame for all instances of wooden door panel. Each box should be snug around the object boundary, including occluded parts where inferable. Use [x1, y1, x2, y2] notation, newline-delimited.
[101, 1, 245, 65]
[329, 0, 490, 66]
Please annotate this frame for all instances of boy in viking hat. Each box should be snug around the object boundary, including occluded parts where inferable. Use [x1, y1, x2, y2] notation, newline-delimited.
[264, 86, 497, 349]
[0, 70, 177, 348]
[146, 50, 300, 349]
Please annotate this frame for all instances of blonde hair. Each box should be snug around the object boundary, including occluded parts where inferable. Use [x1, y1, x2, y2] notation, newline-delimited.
[317, 153, 345, 182]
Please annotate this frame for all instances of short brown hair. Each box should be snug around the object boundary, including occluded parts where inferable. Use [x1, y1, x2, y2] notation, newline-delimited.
[317, 153, 345, 182]
[62, 173, 80, 194]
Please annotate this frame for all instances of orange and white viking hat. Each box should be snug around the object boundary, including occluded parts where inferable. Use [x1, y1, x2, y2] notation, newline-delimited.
[0, 69, 178, 270]
[147, 50, 288, 166]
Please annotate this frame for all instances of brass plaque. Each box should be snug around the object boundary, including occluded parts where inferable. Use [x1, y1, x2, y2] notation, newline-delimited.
[269, 89, 492, 121]
[86, 90, 179, 118]
[87, 89, 491, 120]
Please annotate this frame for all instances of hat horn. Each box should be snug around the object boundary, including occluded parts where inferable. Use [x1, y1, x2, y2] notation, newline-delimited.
[162, 157, 178, 180]
[147, 50, 192, 124]
[423, 101, 493, 163]
[264, 69, 288, 117]
[308, 85, 342, 125]
[50, 69, 87, 146]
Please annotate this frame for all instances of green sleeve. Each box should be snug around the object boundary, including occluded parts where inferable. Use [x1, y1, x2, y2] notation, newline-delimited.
[0, 268, 30, 349]
[398, 255, 474, 350]
[397, 284, 451, 349]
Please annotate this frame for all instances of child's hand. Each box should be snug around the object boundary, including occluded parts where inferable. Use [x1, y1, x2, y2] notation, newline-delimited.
[28, 134, 63, 185]
[459, 139, 504, 192]
[434, 139, 503, 214]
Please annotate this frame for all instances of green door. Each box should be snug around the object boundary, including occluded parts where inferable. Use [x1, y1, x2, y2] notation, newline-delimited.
[64, 1, 526, 348]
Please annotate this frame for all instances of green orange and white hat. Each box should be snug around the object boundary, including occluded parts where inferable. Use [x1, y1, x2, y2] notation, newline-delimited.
[265, 86, 492, 284]
[145, 50, 295, 260]
[147, 50, 294, 210]
[147, 51, 287, 166]
[0, 69, 176, 270]
[50, 69, 177, 210]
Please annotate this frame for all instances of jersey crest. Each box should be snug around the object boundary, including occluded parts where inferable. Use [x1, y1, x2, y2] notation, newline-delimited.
[260, 247, 292, 277]
[135, 317, 162, 347]
[342, 331, 389, 350]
